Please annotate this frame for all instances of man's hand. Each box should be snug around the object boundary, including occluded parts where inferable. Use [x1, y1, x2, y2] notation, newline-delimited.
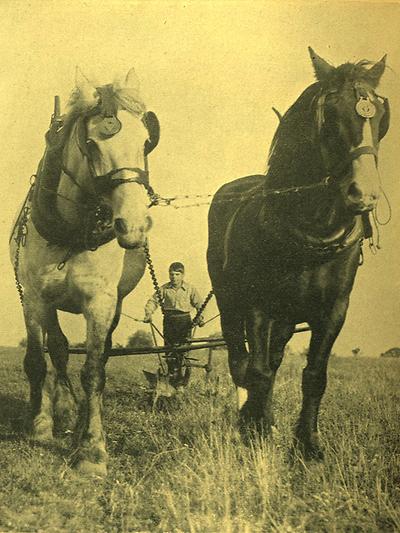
[143, 314, 152, 323]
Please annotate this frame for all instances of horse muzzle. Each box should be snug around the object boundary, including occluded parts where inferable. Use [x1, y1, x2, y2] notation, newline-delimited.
[346, 182, 379, 213]
[113, 215, 152, 249]
[115, 232, 146, 250]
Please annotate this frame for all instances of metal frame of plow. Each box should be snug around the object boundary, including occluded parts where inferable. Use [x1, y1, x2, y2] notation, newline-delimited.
[47, 325, 311, 403]
[45, 324, 311, 357]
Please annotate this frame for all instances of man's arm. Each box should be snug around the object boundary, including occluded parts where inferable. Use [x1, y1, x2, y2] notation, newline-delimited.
[190, 286, 205, 326]
[190, 286, 203, 310]
[144, 291, 160, 321]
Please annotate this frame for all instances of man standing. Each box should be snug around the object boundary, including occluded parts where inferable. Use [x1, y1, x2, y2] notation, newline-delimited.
[144, 262, 204, 347]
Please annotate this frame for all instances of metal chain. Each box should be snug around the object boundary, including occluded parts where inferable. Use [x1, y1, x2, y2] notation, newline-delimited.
[152, 177, 332, 210]
[14, 239, 24, 306]
[13, 206, 30, 306]
[192, 290, 214, 327]
[144, 240, 165, 315]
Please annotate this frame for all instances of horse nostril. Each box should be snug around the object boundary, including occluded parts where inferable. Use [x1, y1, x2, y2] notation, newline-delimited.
[145, 216, 153, 232]
[114, 218, 128, 235]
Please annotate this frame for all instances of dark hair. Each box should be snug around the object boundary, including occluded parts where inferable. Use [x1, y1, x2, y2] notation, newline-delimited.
[169, 262, 185, 273]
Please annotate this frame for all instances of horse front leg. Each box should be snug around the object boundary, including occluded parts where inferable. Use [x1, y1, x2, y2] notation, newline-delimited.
[295, 298, 349, 460]
[75, 295, 116, 476]
[242, 310, 294, 435]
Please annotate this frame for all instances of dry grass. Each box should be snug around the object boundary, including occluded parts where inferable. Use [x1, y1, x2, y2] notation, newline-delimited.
[0, 347, 399, 532]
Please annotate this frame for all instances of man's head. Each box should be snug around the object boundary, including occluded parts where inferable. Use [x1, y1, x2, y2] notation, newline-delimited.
[169, 262, 184, 287]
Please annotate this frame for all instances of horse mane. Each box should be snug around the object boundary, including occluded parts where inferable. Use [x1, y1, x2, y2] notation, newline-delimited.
[266, 59, 381, 187]
[266, 82, 322, 186]
[64, 83, 146, 128]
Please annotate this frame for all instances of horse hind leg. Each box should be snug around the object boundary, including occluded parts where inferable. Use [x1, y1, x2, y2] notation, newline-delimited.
[219, 306, 249, 408]
[47, 311, 77, 435]
[241, 312, 294, 435]
[23, 302, 55, 441]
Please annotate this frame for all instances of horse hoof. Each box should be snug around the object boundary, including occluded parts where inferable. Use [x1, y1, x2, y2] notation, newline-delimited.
[31, 430, 53, 442]
[74, 459, 107, 477]
[293, 435, 325, 462]
[304, 445, 324, 462]
[31, 417, 53, 441]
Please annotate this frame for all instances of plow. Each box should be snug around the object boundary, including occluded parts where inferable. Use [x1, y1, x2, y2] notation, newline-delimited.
[49, 323, 311, 404]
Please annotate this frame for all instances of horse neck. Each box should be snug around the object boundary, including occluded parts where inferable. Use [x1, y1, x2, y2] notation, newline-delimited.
[267, 133, 326, 192]
[266, 136, 354, 238]
[265, 93, 356, 237]
[56, 127, 94, 227]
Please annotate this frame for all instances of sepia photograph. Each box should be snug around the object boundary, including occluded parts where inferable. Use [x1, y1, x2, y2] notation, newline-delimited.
[0, 0, 399, 531]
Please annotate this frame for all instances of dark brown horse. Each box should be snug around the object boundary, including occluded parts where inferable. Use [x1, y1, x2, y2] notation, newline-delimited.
[207, 49, 390, 459]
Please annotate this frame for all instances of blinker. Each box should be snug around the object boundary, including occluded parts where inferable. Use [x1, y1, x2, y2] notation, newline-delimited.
[99, 116, 122, 136]
[355, 97, 376, 119]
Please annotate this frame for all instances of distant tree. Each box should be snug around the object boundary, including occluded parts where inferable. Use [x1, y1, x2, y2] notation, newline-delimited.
[19, 337, 27, 348]
[380, 347, 400, 358]
[126, 330, 154, 349]
[208, 331, 223, 340]
[352, 347, 361, 357]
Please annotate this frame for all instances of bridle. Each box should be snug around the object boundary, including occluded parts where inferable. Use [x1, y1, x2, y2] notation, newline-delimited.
[58, 110, 158, 208]
[30, 105, 160, 258]
[315, 82, 387, 180]
[60, 162, 153, 201]
[263, 82, 388, 199]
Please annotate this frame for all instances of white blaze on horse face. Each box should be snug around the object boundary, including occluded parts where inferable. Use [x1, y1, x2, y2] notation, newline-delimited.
[112, 182, 151, 248]
[347, 117, 380, 212]
[87, 110, 148, 173]
[87, 110, 151, 248]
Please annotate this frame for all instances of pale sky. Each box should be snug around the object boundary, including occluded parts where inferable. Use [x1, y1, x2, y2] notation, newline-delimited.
[1, 0, 399, 356]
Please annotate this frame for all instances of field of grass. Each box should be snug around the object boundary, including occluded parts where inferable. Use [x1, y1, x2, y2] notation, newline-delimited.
[0, 346, 399, 532]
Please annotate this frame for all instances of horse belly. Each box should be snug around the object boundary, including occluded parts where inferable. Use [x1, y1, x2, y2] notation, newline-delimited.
[256, 250, 360, 323]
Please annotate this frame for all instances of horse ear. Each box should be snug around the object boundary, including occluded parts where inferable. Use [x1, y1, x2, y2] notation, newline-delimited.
[308, 47, 335, 81]
[74, 66, 98, 104]
[366, 55, 386, 88]
[123, 67, 141, 91]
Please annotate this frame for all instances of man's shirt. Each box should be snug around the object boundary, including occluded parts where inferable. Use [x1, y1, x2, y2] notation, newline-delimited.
[145, 281, 203, 315]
